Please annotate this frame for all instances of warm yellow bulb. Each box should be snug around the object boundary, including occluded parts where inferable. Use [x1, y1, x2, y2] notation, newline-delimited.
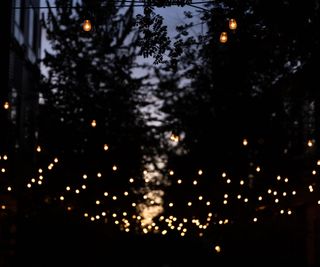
[36, 145, 41, 152]
[91, 119, 97, 127]
[3, 102, 9, 110]
[308, 140, 313, 147]
[219, 32, 228, 43]
[215, 245, 221, 253]
[229, 18, 237, 30]
[83, 19, 92, 32]
[242, 138, 248, 146]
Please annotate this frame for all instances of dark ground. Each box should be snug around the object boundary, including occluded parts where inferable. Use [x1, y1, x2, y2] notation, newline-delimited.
[12, 205, 307, 267]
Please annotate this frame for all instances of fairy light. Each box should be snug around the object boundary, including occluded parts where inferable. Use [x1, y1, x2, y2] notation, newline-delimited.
[91, 119, 97, 127]
[177, 179, 182, 184]
[277, 175, 281, 181]
[60, 196, 64, 201]
[170, 134, 180, 142]
[193, 180, 198, 185]
[66, 186, 71, 191]
[198, 169, 203, 175]
[3, 102, 10, 109]
[242, 138, 248, 146]
[82, 19, 92, 32]
[103, 144, 109, 151]
[169, 170, 174, 175]
[36, 145, 41, 152]
[112, 165, 117, 171]
[229, 18, 237, 30]
[256, 166, 261, 172]
[219, 32, 228, 43]
[312, 170, 316, 175]
[307, 140, 313, 147]
[240, 180, 244, 185]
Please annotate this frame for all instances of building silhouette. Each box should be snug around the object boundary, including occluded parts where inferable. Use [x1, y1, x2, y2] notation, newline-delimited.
[0, 0, 41, 266]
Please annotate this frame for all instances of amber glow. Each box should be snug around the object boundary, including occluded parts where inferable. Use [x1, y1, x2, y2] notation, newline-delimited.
[229, 18, 237, 30]
[219, 32, 228, 43]
[83, 19, 92, 32]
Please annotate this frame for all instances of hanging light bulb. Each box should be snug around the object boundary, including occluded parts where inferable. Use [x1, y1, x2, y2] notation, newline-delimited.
[3, 101, 9, 110]
[229, 18, 237, 30]
[91, 119, 96, 127]
[83, 19, 92, 32]
[219, 32, 228, 43]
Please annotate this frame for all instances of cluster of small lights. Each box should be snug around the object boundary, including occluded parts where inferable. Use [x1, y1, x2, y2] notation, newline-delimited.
[2, 136, 320, 243]
[26, 156, 59, 189]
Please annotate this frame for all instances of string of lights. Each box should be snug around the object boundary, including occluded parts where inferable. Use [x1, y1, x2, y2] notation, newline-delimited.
[1, 135, 319, 239]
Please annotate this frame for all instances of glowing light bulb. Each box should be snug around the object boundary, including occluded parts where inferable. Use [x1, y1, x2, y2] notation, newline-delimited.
[229, 18, 237, 30]
[3, 102, 9, 109]
[36, 145, 41, 152]
[307, 140, 313, 147]
[112, 165, 117, 171]
[242, 138, 248, 146]
[170, 133, 179, 142]
[91, 119, 97, 127]
[103, 144, 109, 151]
[198, 169, 203, 175]
[219, 32, 228, 43]
[83, 19, 92, 32]
[215, 245, 221, 253]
